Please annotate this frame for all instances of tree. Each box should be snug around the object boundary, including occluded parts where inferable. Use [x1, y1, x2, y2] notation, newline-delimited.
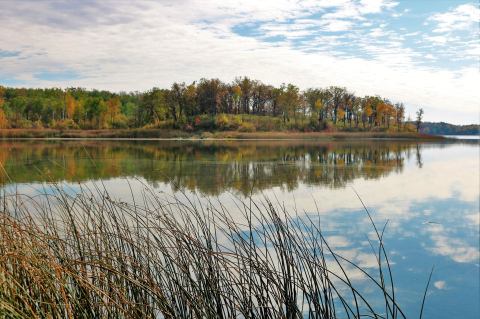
[0, 108, 7, 128]
[415, 108, 424, 133]
[314, 99, 323, 124]
[342, 93, 355, 126]
[376, 101, 386, 127]
[278, 84, 299, 124]
[65, 92, 77, 119]
[169, 82, 187, 123]
[106, 97, 121, 127]
[140, 88, 168, 126]
[0, 78, 410, 132]
[0, 90, 7, 128]
[364, 103, 373, 128]
[252, 82, 272, 115]
[183, 82, 197, 117]
[337, 107, 346, 126]
[9, 97, 27, 127]
[231, 85, 241, 114]
[394, 103, 405, 131]
[304, 88, 325, 126]
[196, 78, 222, 115]
[328, 86, 347, 124]
[236, 77, 253, 114]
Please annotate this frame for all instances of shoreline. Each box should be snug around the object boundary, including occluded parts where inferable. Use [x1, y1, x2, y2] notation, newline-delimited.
[0, 128, 446, 140]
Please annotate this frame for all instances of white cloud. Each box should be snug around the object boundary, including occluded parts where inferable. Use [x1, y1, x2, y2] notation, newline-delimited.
[0, 0, 479, 123]
[465, 212, 480, 226]
[359, 0, 398, 14]
[321, 19, 355, 31]
[424, 35, 449, 45]
[326, 235, 352, 248]
[429, 3, 480, 33]
[428, 231, 479, 263]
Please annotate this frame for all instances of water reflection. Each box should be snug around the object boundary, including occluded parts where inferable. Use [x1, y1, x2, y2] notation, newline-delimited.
[1, 140, 429, 195]
[0, 139, 478, 318]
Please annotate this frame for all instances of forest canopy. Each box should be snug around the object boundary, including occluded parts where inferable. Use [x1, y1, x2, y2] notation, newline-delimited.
[0, 77, 414, 132]
[420, 122, 479, 135]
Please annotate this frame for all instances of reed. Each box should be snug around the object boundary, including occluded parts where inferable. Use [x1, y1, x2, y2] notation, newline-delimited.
[0, 184, 430, 318]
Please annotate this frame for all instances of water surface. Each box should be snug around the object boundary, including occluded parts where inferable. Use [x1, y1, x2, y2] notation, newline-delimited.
[1, 139, 478, 318]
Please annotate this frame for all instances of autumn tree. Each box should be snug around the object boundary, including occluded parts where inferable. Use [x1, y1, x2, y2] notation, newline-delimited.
[106, 96, 121, 127]
[231, 84, 241, 114]
[0, 78, 410, 132]
[278, 84, 300, 124]
[183, 82, 197, 117]
[328, 86, 347, 124]
[337, 107, 346, 126]
[304, 88, 325, 127]
[362, 98, 373, 128]
[0, 86, 7, 128]
[168, 82, 187, 123]
[65, 92, 77, 119]
[236, 77, 254, 114]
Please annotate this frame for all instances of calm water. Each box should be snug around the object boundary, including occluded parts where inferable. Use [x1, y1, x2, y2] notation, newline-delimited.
[1, 139, 479, 318]
[444, 135, 480, 140]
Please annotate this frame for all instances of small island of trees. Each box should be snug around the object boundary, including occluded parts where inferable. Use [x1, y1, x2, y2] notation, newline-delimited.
[0, 77, 420, 134]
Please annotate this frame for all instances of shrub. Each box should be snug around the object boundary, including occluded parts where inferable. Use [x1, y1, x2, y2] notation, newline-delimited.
[184, 123, 194, 132]
[112, 114, 129, 129]
[14, 119, 33, 129]
[193, 115, 215, 130]
[52, 119, 79, 130]
[194, 116, 201, 127]
[230, 115, 242, 129]
[325, 120, 337, 132]
[215, 113, 230, 130]
[32, 120, 44, 129]
[239, 121, 256, 132]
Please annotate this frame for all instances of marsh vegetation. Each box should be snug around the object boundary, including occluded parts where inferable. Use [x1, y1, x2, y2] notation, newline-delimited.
[0, 184, 430, 318]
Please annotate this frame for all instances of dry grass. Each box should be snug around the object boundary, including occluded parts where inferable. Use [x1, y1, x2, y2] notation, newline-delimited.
[0, 128, 443, 140]
[0, 184, 432, 318]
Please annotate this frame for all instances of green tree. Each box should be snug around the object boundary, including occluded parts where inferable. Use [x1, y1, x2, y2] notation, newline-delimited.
[278, 84, 299, 124]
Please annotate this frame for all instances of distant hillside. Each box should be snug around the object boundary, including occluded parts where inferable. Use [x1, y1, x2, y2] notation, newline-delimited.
[420, 122, 479, 135]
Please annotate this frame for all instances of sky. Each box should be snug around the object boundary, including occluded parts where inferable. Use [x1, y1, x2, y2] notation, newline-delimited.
[0, 0, 479, 124]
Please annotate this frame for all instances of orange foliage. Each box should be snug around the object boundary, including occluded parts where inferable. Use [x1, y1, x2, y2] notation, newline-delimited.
[0, 108, 8, 129]
[65, 93, 76, 119]
[107, 97, 121, 125]
[337, 108, 346, 122]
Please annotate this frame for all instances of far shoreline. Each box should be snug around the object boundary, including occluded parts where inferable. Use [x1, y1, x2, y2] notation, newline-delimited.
[0, 128, 447, 141]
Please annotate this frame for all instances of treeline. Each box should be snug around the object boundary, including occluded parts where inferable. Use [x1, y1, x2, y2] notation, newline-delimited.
[420, 122, 479, 135]
[0, 77, 412, 132]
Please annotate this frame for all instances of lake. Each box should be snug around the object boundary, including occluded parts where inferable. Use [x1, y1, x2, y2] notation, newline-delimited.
[0, 139, 478, 318]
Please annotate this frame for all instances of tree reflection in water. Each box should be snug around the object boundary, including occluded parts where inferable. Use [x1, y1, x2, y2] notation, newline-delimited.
[0, 140, 427, 195]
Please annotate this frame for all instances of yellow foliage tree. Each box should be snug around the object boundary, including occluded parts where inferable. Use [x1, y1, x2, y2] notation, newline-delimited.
[107, 97, 120, 127]
[0, 108, 8, 129]
[376, 102, 386, 127]
[65, 93, 76, 119]
[337, 108, 346, 125]
[314, 99, 323, 119]
[232, 85, 242, 114]
[0, 89, 7, 129]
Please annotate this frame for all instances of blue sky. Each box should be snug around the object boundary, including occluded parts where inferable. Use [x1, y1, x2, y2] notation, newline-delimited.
[0, 0, 478, 123]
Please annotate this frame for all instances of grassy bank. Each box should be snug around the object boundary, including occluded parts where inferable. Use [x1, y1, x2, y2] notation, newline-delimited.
[0, 185, 431, 318]
[0, 128, 443, 140]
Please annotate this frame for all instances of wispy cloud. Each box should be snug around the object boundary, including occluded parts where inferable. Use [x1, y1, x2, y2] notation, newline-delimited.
[0, 0, 478, 123]
[429, 3, 479, 33]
